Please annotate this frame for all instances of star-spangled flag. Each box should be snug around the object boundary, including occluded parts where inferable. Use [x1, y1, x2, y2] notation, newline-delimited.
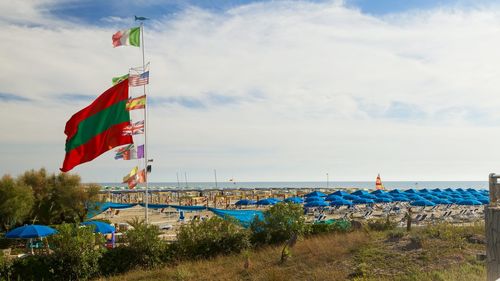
[129, 71, 149, 87]
[122, 120, 144, 136]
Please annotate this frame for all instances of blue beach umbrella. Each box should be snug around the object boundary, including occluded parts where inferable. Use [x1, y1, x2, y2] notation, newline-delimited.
[432, 198, 452, 205]
[389, 189, 404, 195]
[405, 194, 423, 200]
[256, 199, 276, 205]
[375, 193, 392, 198]
[418, 189, 431, 194]
[431, 188, 442, 192]
[352, 190, 370, 196]
[306, 196, 324, 202]
[391, 196, 410, 202]
[330, 199, 353, 206]
[305, 191, 326, 197]
[304, 201, 329, 208]
[371, 189, 387, 195]
[353, 198, 375, 204]
[360, 194, 377, 199]
[410, 200, 436, 207]
[81, 221, 116, 234]
[235, 199, 257, 206]
[325, 195, 343, 201]
[332, 190, 350, 197]
[284, 197, 304, 204]
[405, 189, 419, 194]
[476, 197, 489, 204]
[6, 225, 57, 239]
[343, 194, 361, 200]
[268, 198, 282, 203]
[456, 199, 482, 206]
[374, 197, 393, 203]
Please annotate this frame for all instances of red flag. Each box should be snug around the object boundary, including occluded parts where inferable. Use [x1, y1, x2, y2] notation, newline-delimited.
[61, 79, 133, 172]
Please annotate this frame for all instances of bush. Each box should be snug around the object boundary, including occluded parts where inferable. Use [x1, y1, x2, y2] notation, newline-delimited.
[125, 218, 165, 268]
[250, 202, 306, 245]
[306, 219, 352, 236]
[49, 223, 104, 280]
[9, 255, 51, 281]
[176, 216, 250, 260]
[367, 217, 397, 231]
[99, 246, 136, 276]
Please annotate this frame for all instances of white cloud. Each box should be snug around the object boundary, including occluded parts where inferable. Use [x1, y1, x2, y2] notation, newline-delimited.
[1, 1, 500, 182]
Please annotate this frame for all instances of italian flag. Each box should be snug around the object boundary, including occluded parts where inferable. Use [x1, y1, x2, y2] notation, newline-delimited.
[61, 79, 133, 172]
[112, 27, 140, 48]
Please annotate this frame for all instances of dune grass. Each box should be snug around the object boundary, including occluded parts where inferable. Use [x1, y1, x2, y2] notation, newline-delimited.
[98, 223, 485, 281]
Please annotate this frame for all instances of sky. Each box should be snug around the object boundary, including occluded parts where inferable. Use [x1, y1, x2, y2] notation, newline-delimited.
[2, 0, 500, 183]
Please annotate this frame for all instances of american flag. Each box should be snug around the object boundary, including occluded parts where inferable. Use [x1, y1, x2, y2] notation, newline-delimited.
[122, 120, 144, 136]
[129, 71, 149, 87]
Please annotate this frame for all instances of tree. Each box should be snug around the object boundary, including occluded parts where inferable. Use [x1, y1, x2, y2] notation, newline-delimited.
[250, 202, 306, 245]
[17, 168, 100, 225]
[0, 175, 34, 230]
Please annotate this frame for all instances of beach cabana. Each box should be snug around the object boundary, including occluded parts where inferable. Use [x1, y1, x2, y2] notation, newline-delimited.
[410, 200, 436, 207]
[81, 221, 115, 234]
[332, 190, 350, 197]
[330, 199, 353, 206]
[235, 199, 257, 206]
[6, 225, 57, 239]
[284, 197, 304, 204]
[305, 191, 326, 197]
[304, 201, 329, 208]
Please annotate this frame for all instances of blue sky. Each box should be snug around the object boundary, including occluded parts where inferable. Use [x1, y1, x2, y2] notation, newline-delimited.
[3, 0, 500, 182]
[46, 0, 500, 25]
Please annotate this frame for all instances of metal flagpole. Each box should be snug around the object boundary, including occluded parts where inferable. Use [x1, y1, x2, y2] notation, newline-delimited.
[139, 21, 149, 224]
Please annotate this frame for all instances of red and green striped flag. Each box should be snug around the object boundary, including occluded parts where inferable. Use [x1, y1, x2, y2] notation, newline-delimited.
[61, 79, 133, 172]
[112, 27, 140, 47]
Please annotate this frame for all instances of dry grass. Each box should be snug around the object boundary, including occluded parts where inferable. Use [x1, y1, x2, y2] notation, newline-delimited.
[98, 223, 486, 281]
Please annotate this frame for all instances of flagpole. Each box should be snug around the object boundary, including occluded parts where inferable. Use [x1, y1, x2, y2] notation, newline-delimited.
[140, 21, 149, 224]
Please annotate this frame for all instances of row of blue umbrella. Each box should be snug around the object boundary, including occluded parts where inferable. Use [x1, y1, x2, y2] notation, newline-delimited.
[4, 221, 115, 239]
[235, 188, 489, 208]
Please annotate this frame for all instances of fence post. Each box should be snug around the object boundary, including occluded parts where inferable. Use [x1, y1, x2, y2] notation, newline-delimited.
[486, 173, 500, 281]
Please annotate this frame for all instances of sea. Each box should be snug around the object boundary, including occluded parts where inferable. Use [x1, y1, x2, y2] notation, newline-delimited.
[100, 181, 488, 190]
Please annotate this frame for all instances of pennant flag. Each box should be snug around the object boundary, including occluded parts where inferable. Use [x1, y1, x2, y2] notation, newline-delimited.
[123, 166, 138, 183]
[112, 27, 140, 47]
[129, 71, 149, 87]
[112, 74, 129, 85]
[115, 144, 144, 160]
[61, 79, 132, 172]
[126, 95, 146, 110]
[135, 16, 149, 21]
[122, 120, 144, 136]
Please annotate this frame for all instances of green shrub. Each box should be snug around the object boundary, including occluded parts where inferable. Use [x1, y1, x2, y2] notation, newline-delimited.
[250, 202, 306, 245]
[367, 217, 397, 231]
[176, 216, 250, 260]
[99, 246, 137, 276]
[0, 251, 11, 281]
[387, 228, 405, 240]
[49, 223, 104, 280]
[125, 218, 165, 268]
[9, 255, 51, 281]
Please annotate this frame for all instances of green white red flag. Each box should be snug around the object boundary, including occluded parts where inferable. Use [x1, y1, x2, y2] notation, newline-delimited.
[112, 27, 140, 47]
[60, 79, 133, 172]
